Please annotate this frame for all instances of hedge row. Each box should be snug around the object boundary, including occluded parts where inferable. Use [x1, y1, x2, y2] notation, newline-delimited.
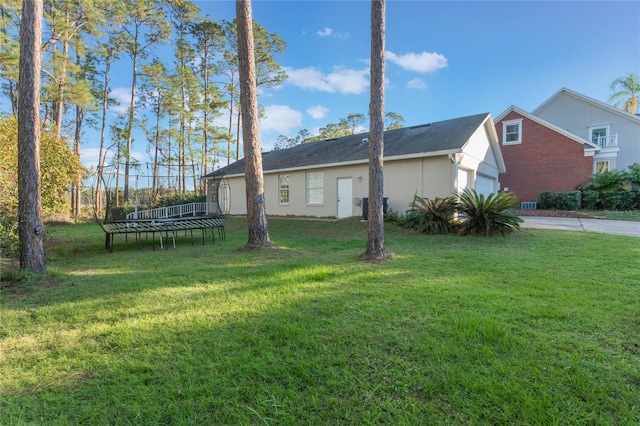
[539, 190, 640, 211]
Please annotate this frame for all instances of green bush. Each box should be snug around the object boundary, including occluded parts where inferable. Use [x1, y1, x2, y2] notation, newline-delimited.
[405, 194, 457, 235]
[579, 170, 628, 192]
[0, 212, 19, 256]
[383, 208, 406, 226]
[539, 191, 581, 210]
[624, 163, 640, 191]
[457, 189, 522, 236]
[581, 190, 600, 210]
[600, 191, 640, 210]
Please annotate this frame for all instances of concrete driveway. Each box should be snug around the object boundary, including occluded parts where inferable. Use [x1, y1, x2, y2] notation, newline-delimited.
[520, 217, 640, 238]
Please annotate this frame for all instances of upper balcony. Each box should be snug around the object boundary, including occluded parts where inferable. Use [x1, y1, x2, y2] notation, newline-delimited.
[593, 133, 618, 147]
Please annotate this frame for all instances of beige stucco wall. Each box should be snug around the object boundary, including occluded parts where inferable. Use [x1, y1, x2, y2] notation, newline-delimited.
[219, 157, 454, 218]
[212, 121, 502, 218]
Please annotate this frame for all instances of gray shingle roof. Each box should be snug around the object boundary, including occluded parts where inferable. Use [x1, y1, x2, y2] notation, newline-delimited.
[203, 113, 490, 178]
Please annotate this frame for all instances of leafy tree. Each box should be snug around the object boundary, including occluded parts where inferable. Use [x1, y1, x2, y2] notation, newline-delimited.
[0, 1, 21, 116]
[273, 128, 312, 150]
[17, 0, 45, 272]
[385, 111, 404, 130]
[275, 111, 405, 150]
[236, 0, 272, 249]
[115, 0, 171, 202]
[343, 112, 366, 134]
[218, 18, 287, 163]
[610, 72, 640, 114]
[364, 0, 387, 260]
[191, 18, 227, 177]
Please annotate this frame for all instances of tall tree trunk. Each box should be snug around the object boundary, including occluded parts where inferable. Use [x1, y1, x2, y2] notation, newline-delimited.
[72, 104, 83, 217]
[236, 0, 272, 248]
[236, 109, 241, 161]
[365, 0, 387, 260]
[227, 77, 234, 165]
[96, 53, 113, 216]
[17, 0, 46, 273]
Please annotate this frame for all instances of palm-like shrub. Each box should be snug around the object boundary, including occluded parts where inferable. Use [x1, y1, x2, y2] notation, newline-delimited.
[579, 170, 628, 192]
[457, 189, 522, 236]
[405, 194, 457, 234]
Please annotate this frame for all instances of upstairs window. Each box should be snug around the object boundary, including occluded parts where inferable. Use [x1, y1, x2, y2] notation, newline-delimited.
[502, 119, 522, 145]
[589, 125, 609, 147]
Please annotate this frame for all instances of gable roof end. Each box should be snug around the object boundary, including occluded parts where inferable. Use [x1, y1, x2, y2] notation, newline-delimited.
[532, 87, 640, 123]
[495, 105, 600, 151]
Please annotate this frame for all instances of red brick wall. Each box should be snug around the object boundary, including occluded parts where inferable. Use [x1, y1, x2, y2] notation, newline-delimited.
[496, 111, 594, 203]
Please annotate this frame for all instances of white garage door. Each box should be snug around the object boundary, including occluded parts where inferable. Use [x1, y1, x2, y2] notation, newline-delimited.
[475, 175, 496, 198]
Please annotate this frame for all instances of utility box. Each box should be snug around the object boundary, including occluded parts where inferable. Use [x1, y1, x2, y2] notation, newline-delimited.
[362, 197, 389, 220]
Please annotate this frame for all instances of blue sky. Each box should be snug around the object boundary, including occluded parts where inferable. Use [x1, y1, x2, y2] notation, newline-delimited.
[41, 1, 640, 166]
[187, 0, 639, 152]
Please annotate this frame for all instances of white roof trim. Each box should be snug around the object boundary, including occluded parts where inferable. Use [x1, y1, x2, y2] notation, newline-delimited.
[495, 105, 600, 151]
[532, 87, 640, 123]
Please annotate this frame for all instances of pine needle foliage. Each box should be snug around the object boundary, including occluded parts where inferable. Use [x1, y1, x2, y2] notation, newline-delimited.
[405, 194, 457, 234]
[457, 189, 522, 236]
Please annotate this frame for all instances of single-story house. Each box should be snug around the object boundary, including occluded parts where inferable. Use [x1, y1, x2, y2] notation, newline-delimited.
[495, 105, 599, 204]
[202, 112, 506, 219]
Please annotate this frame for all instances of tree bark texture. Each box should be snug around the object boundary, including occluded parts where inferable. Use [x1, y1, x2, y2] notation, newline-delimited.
[18, 0, 46, 273]
[236, 0, 272, 247]
[366, 0, 387, 259]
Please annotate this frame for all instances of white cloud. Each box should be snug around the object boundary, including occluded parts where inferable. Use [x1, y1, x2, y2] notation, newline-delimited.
[315, 27, 348, 39]
[260, 105, 303, 133]
[317, 27, 333, 37]
[284, 66, 369, 95]
[386, 51, 448, 73]
[306, 105, 329, 119]
[406, 78, 427, 90]
[109, 87, 136, 114]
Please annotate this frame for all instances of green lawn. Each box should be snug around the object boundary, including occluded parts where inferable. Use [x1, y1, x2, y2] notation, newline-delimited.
[1, 217, 639, 425]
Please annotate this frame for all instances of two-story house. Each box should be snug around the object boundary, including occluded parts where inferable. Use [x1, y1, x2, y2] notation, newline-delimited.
[495, 88, 640, 204]
[533, 87, 640, 173]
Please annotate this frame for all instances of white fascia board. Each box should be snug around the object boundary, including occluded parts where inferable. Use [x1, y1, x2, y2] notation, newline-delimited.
[533, 87, 640, 124]
[483, 114, 506, 172]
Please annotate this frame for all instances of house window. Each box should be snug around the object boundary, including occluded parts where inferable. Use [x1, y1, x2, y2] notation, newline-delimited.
[278, 175, 289, 204]
[595, 161, 609, 174]
[589, 125, 610, 147]
[306, 172, 324, 205]
[502, 119, 522, 145]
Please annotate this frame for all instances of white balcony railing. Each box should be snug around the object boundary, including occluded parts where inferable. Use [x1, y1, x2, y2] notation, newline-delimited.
[126, 202, 208, 220]
[593, 133, 618, 148]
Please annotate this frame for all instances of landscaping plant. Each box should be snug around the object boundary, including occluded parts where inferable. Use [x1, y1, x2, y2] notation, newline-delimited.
[457, 188, 522, 236]
[404, 194, 457, 234]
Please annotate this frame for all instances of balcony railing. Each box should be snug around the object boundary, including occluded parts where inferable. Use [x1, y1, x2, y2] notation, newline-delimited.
[593, 133, 618, 147]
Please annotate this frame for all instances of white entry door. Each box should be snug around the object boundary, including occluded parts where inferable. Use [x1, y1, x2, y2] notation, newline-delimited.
[337, 178, 353, 218]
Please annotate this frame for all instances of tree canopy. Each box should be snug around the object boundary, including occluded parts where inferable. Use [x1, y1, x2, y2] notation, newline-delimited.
[274, 111, 404, 150]
[610, 72, 640, 115]
[0, 116, 84, 216]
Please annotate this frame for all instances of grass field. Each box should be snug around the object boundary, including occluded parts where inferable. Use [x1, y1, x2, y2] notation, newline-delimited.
[1, 217, 639, 425]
